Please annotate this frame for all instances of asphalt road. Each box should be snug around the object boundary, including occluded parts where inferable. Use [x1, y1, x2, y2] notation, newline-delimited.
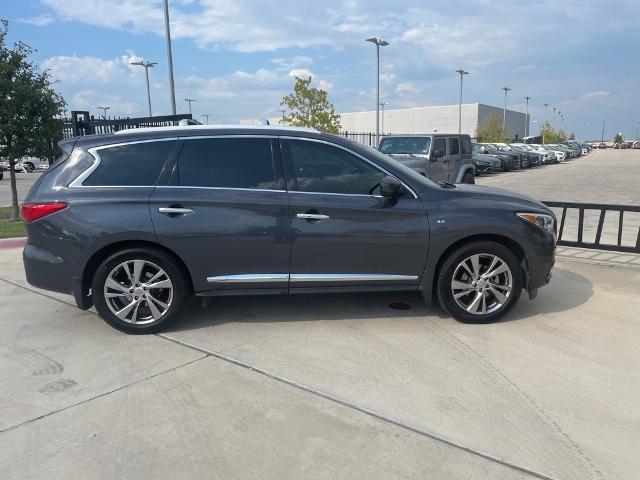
[0, 171, 42, 206]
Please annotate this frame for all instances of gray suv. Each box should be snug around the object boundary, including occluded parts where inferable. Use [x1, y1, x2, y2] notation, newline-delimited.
[22, 126, 555, 333]
[378, 134, 475, 184]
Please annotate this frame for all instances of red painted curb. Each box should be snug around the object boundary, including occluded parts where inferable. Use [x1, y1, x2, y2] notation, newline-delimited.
[0, 237, 27, 249]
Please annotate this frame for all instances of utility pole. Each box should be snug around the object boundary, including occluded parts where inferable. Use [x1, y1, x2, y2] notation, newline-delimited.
[366, 37, 389, 147]
[379, 102, 387, 135]
[96, 106, 110, 119]
[524, 96, 531, 138]
[184, 98, 196, 115]
[456, 69, 469, 135]
[601, 120, 606, 142]
[501, 86, 511, 134]
[279, 108, 287, 125]
[163, 0, 177, 114]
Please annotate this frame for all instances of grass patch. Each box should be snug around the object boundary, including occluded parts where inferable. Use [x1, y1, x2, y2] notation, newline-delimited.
[0, 206, 25, 238]
[0, 206, 15, 221]
[0, 220, 26, 239]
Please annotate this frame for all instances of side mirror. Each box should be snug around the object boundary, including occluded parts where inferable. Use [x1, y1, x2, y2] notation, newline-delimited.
[380, 175, 402, 198]
[431, 149, 445, 161]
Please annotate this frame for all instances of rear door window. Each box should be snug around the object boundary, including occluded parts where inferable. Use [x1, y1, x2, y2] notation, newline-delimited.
[82, 140, 174, 186]
[448, 137, 460, 156]
[176, 137, 277, 189]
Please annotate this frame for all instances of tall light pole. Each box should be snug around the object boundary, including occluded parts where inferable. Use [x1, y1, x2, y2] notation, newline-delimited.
[163, 0, 177, 114]
[184, 98, 196, 115]
[601, 120, 606, 142]
[379, 101, 387, 135]
[501, 86, 511, 134]
[456, 69, 469, 135]
[366, 37, 389, 147]
[130, 60, 157, 116]
[202, 114, 213, 125]
[96, 106, 110, 119]
[543, 103, 548, 144]
[524, 96, 531, 138]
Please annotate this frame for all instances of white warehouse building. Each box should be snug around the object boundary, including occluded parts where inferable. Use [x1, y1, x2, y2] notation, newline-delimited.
[339, 103, 530, 141]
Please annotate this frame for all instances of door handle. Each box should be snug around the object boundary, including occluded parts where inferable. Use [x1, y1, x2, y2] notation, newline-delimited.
[158, 207, 194, 216]
[296, 213, 330, 221]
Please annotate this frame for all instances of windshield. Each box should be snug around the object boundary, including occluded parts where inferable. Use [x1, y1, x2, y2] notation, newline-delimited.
[379, 137, 431, 155]
[483, 144, 499, 153]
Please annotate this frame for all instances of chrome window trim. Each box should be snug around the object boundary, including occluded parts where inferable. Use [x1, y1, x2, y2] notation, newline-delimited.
[156, 186, 286, 193]
[207, 274, 288, 284]
[280, 136, 418, 199]
[68, 137, 178, 188]
[206, 273, 418, 284]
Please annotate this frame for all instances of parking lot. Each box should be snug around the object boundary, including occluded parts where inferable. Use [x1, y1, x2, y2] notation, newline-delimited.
[1, 148, 639, 480]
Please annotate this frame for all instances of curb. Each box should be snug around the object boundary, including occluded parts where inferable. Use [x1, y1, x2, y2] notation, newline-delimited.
[0, 237, 27, 249]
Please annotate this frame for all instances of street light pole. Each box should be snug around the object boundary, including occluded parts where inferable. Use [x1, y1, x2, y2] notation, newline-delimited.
[184, 98, 196, 115]
[202, 114, 213, 125]
[543, 103, 548, 144]
[601, 120, 605, 142]
[379, 102, 387, 135]
[163, 0, 177, 115]
[524, 96, 531, 138]
[501, 86, 511, 134]
[456, 69, 469, 135]
[96, 106, 110, 119]
[366, 37, 389, 147]
[130, 60, 158, 116]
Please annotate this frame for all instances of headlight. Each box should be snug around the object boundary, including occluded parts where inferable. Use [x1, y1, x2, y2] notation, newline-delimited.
[517, 213, 555, 234]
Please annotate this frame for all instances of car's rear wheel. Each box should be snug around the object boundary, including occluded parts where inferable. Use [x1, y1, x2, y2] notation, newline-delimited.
[23, 162, 34, 173]
[461, 171, 475, 184]
[436, 241, 522, 323]
[92, 248, 188, 334]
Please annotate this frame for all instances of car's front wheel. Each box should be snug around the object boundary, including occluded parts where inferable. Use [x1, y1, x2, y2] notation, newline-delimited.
[92, 248, 188, 334]
[436, 241, 522, 323]
[461, 171, 475, 184]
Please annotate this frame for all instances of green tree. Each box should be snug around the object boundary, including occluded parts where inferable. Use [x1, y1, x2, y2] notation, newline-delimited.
[280, 76, 341, 133]
[613, 133, 623, 143]
[0, 19, 65, 220]
[475, 113, 506, 143]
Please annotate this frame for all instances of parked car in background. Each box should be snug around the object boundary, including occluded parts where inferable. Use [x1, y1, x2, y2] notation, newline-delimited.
[0, 156, 48, 173]
[496, 144, 539, 167]
[540, 144, 566, 162]
[472, 153, 502, 175]
[518, 144, 557, 164]
[22, 124, 557, 333]
[378, 134, 476, 184]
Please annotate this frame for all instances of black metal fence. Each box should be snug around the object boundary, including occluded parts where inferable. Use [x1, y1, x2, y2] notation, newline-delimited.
[62, 111, 198, 138]
[340, 131, 391, 146]
[543, 201, 640, 253]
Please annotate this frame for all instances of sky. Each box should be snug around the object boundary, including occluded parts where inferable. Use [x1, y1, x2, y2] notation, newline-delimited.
[3, 0, 639, 140]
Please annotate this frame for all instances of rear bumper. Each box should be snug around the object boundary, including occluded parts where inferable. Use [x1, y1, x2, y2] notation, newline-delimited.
[23, 243, 74, 295]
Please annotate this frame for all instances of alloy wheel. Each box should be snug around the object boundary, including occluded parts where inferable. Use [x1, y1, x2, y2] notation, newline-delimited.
[103, 259, 173, 324]
[450, 253, 513, 315]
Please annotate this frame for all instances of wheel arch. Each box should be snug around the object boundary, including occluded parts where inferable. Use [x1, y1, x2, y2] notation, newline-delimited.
[420, 233, 529, 305]
[80, 240, 194, 307]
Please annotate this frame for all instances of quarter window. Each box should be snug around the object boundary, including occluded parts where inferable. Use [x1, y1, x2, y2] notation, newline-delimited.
[285, 139, 386, 195]
[432, 138, 446, 156]
[461, 136, 471, 154]
[176, 137, 277, 189]
[82, 141, 173, 186]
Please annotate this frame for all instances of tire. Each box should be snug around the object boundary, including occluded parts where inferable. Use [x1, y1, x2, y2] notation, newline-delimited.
[23, 162, 34, 173]
[461, 171, 475, 184]
[436, 241, 522, 323]
[92, 248, 189, 334]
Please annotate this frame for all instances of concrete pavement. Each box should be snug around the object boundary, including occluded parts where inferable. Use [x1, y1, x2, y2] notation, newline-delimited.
[1, 244, 639, 479]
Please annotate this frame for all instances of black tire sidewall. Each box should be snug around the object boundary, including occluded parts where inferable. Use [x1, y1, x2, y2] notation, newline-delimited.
[462, 172, 475, 184]
[437, 241, 522, 323]
[92, 248, 188, 334]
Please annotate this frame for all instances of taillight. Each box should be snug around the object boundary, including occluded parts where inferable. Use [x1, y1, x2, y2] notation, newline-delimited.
[21, 202, 68, 222]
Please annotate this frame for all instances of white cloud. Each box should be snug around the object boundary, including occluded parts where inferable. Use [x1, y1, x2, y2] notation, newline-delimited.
[581, 91, 611, 100]
[16, 14, 55, 26]
[396, 82, 418, 95]
[42, 52, 144, 84]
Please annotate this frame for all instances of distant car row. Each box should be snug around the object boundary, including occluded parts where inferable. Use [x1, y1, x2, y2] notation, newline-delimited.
[471, 141, 591, 176]
[377, 133, 590, 184]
